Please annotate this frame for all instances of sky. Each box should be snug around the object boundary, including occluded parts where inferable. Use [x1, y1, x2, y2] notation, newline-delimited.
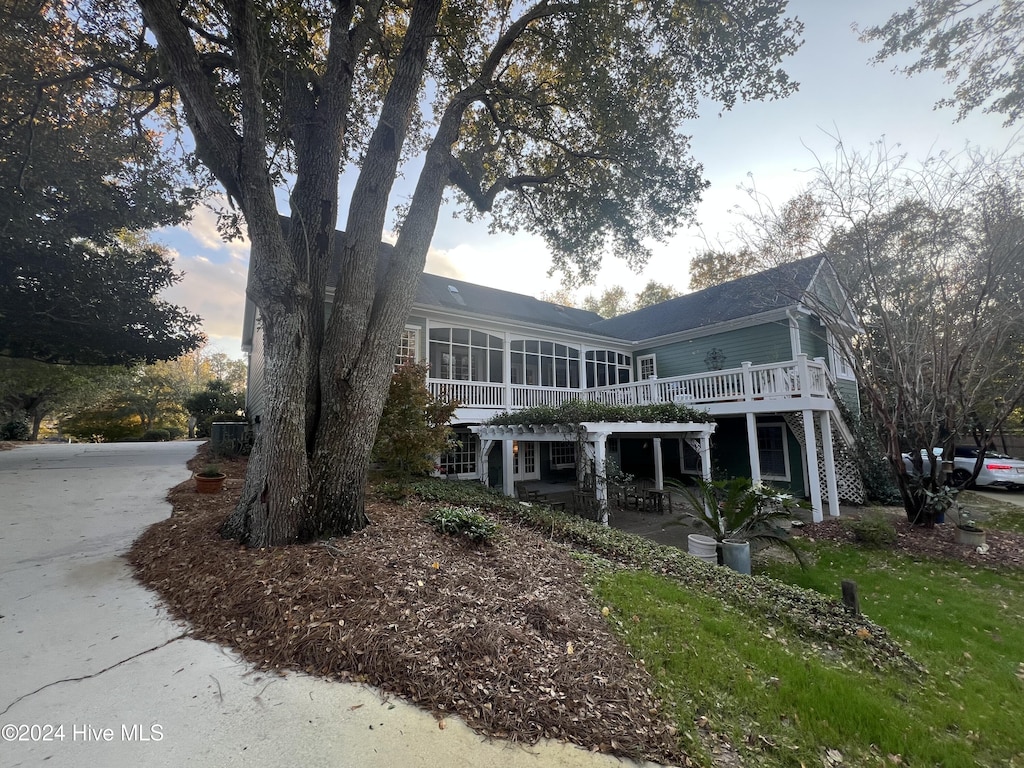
[157, 0, 1017, 360]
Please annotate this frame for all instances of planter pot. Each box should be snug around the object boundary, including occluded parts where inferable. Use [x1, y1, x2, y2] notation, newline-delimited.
[195, 473, 226, 494]
[721, 538, 752, 575]
[954, 525, 985, 548]
[687, 534, 718, 565]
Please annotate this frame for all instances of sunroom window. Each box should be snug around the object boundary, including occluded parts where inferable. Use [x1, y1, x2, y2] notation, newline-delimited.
[510, 340, 580, 387]
[428, 327, 503, 382]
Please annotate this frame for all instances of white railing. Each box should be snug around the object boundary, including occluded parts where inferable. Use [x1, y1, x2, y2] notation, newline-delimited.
[428, 356, 831, 411]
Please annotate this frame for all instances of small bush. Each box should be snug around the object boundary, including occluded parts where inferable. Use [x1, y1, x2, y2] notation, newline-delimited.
[142, 428, 171, 442]
[1, 420, 32, 441]
[846, 514, 898, 548]
[426, 505, 499, 545]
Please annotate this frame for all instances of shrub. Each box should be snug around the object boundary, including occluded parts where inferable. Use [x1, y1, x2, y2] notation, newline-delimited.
[846, 513, 898, 548]
[1, 420, 32, 441]
[142, 428, 171, 442]
[426, 505, 499, 545]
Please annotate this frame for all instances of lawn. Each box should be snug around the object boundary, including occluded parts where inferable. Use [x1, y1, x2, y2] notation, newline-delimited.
[589, 497, 1024, 768]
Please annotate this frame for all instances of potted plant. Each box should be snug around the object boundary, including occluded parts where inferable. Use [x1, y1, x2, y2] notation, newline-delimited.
[668, 476, 806, 573]
[951, 503, 986, 548]
[195, 464, 227, 494]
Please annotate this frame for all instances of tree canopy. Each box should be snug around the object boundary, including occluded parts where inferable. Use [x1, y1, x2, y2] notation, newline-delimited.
[116, 0, 804, 545]
[859, 0, 1024, 125]
[0, 1, 204, 365]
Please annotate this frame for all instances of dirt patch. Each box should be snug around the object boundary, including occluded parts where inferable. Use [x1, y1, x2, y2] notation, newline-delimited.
[805, 511, 1024, 570]
[129, 450, 687, 766]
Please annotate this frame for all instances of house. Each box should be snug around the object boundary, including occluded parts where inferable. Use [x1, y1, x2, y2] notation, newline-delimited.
[243, 245, 865, 523]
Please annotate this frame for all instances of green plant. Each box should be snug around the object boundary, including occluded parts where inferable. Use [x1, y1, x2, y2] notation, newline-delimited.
[0, 420, 31, 440]
[845, 513, 898, 548]
[425, 505, 499, 545]
[142, 428, 171, 442]
[667, 476, 806, 565]
[372, 361, 459, 480]
[197, 464, 223, 478]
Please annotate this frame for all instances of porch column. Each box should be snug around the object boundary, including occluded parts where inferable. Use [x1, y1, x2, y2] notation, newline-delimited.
[802, 409, 823, 522]
[502, 438, 515, 497]
[503, 331, 512, 409]
[819, 411, 840, 517]
[594, 434, 609, 526]
[745, 413, 761, 486]
[478, 439, 493, 487]
[653, 437, 664, 489]
[699, 433, 712, 483]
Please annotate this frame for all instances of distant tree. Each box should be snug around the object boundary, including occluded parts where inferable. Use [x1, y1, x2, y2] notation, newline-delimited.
[859, 0, 1024, 125]
[0, 359, 128, 440]
[185, 379, 246, 438]
[634, 280, 680, 309]
[688, 247, 756, 290]
[582, 286, 633, 319]
[0, 1, 203, 365]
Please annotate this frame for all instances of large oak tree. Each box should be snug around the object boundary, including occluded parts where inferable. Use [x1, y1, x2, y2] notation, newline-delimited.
[119, 0, 803, 546]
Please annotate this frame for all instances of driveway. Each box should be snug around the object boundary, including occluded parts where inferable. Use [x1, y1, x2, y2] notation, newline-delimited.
[1, 442, 644, 767]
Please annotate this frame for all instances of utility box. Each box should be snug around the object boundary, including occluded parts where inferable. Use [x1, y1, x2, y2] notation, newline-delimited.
[211, 421, 247, 456]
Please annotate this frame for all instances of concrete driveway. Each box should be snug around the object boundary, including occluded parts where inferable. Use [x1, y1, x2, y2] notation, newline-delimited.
[1, 442, 650, 768]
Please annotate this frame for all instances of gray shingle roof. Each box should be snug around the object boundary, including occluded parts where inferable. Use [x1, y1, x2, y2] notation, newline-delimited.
[588, 255, 825, 341]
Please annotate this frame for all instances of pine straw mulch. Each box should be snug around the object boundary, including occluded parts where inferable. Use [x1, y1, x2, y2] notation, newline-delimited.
[129, 451, 686, 766]
[805, 514, 1024, 570]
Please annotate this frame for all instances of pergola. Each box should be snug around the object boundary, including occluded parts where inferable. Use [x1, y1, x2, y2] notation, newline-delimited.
[468, 421, 717, 525]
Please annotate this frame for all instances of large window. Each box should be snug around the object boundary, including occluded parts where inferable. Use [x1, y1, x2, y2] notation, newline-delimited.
[756, 424, 790, 480]
[510, 340, 580, 388]
[394, 328, 419, 372]
[428, 327, 503, 382]
[585, 349, 632, 387]
[440, 431, 478, 476]
[549, 442, 576, 469]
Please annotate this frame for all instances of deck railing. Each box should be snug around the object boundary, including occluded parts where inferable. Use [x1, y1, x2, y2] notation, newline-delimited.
[427, 356, 830, 411]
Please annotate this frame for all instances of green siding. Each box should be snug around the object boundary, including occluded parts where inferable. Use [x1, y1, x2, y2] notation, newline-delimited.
[635, 321, 792, 378]
[835, 379, 861, 417]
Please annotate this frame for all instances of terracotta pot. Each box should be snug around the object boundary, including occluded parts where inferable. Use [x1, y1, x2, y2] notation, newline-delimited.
[195, 473, 226, 494]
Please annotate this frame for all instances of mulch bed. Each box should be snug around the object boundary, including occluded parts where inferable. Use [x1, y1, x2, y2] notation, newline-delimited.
[130, 450, 687, 766]
[805, 515, 1024, 570]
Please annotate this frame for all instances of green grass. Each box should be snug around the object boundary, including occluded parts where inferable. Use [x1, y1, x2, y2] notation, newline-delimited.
[402, 478, 1024, 767]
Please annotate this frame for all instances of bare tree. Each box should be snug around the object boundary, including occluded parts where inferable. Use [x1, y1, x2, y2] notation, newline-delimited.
[744, 138, 1024, 523]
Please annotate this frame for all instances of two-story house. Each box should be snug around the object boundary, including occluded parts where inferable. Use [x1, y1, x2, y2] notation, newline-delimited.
[243, 244, 864, 523]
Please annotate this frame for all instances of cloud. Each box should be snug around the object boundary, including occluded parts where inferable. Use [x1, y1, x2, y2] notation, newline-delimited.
[162, 248, 248, 354]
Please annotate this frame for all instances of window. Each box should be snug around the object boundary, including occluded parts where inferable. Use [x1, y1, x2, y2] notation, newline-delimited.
[394, 328, 419, 372]
[585, 350, 632, 387]
[512, 440, 537, 478]
[440, 431, 478, 476]
[827, 331, 856, 380]
[549, 442, 576, 469]
[681, 440, 702, 474]
[756, 424, 790, 480]
[637, 354, 657, 380]
[510, 340, 580, 387]
[428, 327, 503, 382]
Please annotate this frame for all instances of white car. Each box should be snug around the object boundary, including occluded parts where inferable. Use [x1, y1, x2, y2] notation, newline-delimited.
[903, 446, 1024, 491]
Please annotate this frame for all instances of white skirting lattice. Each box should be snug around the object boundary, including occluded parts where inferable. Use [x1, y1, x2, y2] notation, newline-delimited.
[783, 412, 865, 505]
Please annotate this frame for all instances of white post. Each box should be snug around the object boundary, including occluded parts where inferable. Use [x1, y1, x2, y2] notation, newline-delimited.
[503, 331, 513, 409]
[502, 438, 515, 497]
[745, 412, 761, 486]
[802, 409, 823, 522]
[819, 411, 840, 517]
[699, 433, 712, 483]
[594, 434, 609, 526]
[653, 437, 664, 490]
[478, 439, 493, 487]
[741, 361, 753, 401]
[797, 353, 810, 397]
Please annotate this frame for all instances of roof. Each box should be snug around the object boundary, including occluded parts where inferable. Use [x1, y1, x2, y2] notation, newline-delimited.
[279, 218, 825, 343]
[589, 255, 826, 341]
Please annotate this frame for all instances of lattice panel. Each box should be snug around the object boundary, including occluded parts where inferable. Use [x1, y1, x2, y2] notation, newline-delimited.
[783, 412, 865, 505]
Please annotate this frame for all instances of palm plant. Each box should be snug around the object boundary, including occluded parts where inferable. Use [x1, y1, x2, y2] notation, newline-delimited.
[667, 476, 806, 565]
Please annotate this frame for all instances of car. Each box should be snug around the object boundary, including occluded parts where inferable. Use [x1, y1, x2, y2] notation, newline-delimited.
[902, 445, 1024, 490]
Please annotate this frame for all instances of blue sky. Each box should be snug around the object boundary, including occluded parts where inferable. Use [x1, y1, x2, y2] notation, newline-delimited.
[158, 0, 1017, 359]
